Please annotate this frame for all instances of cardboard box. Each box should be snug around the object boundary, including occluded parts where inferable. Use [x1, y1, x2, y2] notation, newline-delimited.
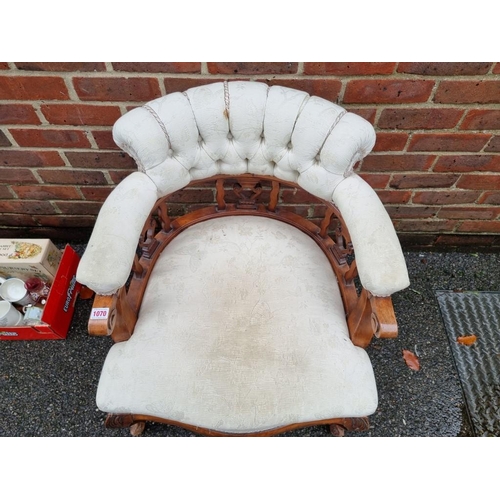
[0, 239, 62, 284]
[0, 245, 83, 340]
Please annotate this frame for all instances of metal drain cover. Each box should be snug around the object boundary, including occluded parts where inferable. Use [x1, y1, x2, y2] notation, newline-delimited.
[436, 291, 500, 436]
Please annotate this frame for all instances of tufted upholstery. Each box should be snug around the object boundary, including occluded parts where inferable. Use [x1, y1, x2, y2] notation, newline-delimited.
[114, 81, 375, 197]
[77, 81, 409, 297]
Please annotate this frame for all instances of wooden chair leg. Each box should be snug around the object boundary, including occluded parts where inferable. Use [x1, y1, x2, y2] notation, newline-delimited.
[105, 413, 146, 436]
[329, 417, 370, 436]
[329, 424, 345, 436]
[130, 422, 146, 437]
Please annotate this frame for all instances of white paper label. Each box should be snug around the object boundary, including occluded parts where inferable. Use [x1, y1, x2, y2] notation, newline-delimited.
[91, 307, 109, 320]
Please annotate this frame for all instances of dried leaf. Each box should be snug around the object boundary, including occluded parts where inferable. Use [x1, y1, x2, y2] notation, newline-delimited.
[457, 334, 477, 346]
[402, 349, 420, 371]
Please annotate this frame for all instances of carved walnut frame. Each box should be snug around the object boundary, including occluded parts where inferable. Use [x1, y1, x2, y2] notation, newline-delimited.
[88, 173, 398, 436]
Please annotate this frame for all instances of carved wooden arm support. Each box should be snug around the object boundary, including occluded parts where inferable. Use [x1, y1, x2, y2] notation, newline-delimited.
[369, 295, 398, 340]
[88, 287, 137, 342]
[347, 289, 398, 348]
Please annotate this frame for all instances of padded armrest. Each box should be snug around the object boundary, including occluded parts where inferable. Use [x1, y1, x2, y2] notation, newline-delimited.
[76, 172, 158, 295]
[332, 174, 410, 297]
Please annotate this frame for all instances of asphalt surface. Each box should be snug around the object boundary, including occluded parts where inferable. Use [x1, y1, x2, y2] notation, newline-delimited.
[1, 243, 499, 437]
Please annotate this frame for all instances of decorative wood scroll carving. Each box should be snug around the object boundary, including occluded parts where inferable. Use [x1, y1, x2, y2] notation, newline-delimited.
[233, 179, 263, 209]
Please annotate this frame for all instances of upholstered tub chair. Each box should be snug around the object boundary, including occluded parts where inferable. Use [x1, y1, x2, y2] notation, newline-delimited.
[76, 81, 410, 437]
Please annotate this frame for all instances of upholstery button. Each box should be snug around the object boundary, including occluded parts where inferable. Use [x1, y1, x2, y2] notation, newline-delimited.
[287, 142, 292, 149]
[315, 154, 321, 161]
[227, 132, 233, 140]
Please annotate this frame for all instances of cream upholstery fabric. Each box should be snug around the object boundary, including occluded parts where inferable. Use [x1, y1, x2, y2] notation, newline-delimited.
[77, 80, 408, 297]
[332, 174, 410, 296]
[96, 217, 378, 433]
[76, 172, 158, 294]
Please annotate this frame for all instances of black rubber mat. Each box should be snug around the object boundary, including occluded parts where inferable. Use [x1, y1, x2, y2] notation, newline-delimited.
[436, 291, 500, 436]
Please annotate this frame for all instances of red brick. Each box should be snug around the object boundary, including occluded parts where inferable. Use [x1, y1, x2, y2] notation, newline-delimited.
[394, 220, 457, 232]
[259, 78, 342, 102]
[343, 79, 434, 104]
[434, 81, 500, 104]
[378, 108, 463, 130]
[357, 173, 390, 188]
[80, 186, 113, 201]
[485, 136, 500, 152]
[65, 151, 135, 169]
[164, 78, 223, 94]
[280, 188, 318, 204]
[108, 170, 135, 184]
[408, 133, 491, 152]
[0, 214, 37, 227]
[40, 104, 122, 126]
[438, 206, 500, 220]
[0, 104, 40, 125]
[434, 155, 500, 172]
[344, 108, 377, 124]
[0, 63, 9, 70]
[0, 76, 69, 100]
[360, 154, 435, 172]
[494, 64, 500, 74]
[73, 77, 161, 102]
[387, 206, 439, 218]
[37, 169, 108, 185]
[311, 205, 328, 218]
[456, 174, 500, 190]
[458, 220, 500, 233]
[0, 200, 56, 214]
[478, 191, 500, 204]
[304, 62, 396, 75]
[435, 234, 497, 247]
[0, 185, 13, 198]
[373, 132, 408, 151]
[168, 188, 214, 203]
[398, 233, 438, 247]
[390, 173, 459, 189]
[12, 185, 81, 201]
[0, 167, 37, 183]
[376, 190, 412, 204]
[10, 128, 91, 148]
[460, 110, 500, 130]
[208, 62, 297, 74]
[397, 62, 492, 75]
[54, 201, 102, 215]
[113, 62, 201, 73]
[412, 190, 480, 204]
[91, 130, 119, 150]
[0, 150, 64, 166]
[15, 62, 106, 71]
[0, 131, 10, 147]
[32, 215, 96, 228]
[276, 205, 310, 218]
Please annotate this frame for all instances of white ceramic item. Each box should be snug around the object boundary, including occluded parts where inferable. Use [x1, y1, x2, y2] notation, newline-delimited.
[0, 300, 23, 327]
[0, 278, 36, 306]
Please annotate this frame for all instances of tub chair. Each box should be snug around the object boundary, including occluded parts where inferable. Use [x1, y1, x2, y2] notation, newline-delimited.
[76, 81, 410, 436]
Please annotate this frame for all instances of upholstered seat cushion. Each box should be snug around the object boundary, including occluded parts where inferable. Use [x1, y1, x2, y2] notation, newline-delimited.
[96, 216, 378, 433]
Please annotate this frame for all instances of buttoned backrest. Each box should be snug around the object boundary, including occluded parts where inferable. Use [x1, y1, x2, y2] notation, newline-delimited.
[113, 81, 376, 202]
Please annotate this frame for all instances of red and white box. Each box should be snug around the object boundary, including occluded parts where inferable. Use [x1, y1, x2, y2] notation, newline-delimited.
[0, 245, 84, 341]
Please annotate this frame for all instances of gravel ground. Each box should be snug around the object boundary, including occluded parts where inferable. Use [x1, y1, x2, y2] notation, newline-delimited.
[1, 244, 498, 437]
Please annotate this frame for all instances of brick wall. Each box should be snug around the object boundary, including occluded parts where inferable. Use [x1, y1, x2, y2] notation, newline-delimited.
[1, 62, 499, 247]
